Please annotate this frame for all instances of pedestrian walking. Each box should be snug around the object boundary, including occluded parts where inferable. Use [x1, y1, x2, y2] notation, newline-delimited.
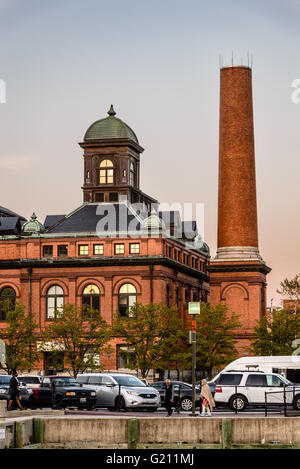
[164, 379, 174, 417]
[7, 370, 23, 411]
[199, 379, 215, 417]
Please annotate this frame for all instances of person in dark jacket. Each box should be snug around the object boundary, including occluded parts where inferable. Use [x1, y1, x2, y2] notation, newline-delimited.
[164, 379, 174, 417]
[7, 370, 23, 410]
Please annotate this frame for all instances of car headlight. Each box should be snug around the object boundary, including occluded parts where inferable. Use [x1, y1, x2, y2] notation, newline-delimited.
[90, 392, 96, 397]
[0, 389, 6, 394]
[126, 390, 139, 396]
[66, 392, 76, 396]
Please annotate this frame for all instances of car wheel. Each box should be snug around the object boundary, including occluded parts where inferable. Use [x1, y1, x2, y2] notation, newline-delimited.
[229, 394, 247, 411]
[293, 395, 300, 410]
[115, 396, 126, 411]
[180, 397, 193, 411]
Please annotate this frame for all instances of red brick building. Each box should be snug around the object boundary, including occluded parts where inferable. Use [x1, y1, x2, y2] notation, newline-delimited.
[0, 106, 210, 374]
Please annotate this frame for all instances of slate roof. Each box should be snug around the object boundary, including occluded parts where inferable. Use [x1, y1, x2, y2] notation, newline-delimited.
[0, 217, 21, 234]
[46, 203, 142, 234]
[44, 215, 66, 230]
[0, 206, 26, 221]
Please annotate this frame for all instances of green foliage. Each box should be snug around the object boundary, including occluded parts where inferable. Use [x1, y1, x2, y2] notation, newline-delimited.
[251, 310, 300, 355]
[277, 274, 300, 301]
[0, 302, 38, 374]
[42, 303, 112, 378]
[112, 302, 186, 379]
[184, 303, 241, 379]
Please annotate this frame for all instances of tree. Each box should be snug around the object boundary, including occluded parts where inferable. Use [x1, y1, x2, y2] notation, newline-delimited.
[277, 274, 300, 312]
[0, 302, 39, 374]
[251, 309, 300, 355]
[42, 303, 112, 378]
[185, 303, 241, 379]
[112, 302, 187, 379]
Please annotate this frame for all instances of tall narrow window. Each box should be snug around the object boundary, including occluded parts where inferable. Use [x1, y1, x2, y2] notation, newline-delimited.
[0, 287, 16, 321]
[166, 284, 170, 307]
[118, 284, 137, 316]
[82, 284, 100, 317]
[129, 161, 135, 187]
[46, 285, 64, 319]
[99, 159, 114, 184]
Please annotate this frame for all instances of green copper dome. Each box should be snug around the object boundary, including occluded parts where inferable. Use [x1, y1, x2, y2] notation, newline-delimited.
[84, 105, 139, 144]
[22, 212, 45, 235]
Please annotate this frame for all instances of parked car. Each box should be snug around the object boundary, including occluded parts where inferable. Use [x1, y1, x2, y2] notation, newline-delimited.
[32, 375, 97, 409]
[18, 375, 42, 389]
[0, 374, 34, 407]
[211, 370, 300, 411]
[77, 373, 160, 411]
[151, 381, 201, 411]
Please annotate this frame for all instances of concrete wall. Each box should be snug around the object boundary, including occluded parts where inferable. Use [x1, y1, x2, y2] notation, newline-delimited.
[4, 417, 300, 448]
[43, 418, 128, 444]
[41, 417, 300, 446]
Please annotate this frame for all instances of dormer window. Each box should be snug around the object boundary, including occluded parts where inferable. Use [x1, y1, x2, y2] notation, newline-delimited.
[99, 159, 114, 184]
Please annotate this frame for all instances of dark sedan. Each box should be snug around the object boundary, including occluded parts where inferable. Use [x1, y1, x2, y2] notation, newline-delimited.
[151, 381, 201, 411]
[32, 376, 97, 409]
[0, 375, 34, 408]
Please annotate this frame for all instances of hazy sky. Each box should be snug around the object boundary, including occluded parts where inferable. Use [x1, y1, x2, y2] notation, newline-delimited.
[0, 0, 300, 306]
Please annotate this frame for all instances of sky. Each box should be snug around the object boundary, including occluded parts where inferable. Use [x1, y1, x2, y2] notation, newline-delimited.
[0, 0, 300, 306]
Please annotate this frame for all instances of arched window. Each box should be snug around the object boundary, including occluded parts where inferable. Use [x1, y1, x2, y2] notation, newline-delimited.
[0, 287, 16, 321]
[99, 159, 114, 184]
[118, 283, 137, 316]
[82, 284, 100, 318]
[129, 161, 135, 187]
[46, 285, 64, 319]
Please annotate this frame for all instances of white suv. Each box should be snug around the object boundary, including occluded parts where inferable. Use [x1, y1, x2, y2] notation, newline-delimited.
[210, 371, 300, 411]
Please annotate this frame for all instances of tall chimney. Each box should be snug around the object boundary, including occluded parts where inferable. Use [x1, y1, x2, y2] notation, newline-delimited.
[209, 64, 271, 355]
[216, 66, 261, 261]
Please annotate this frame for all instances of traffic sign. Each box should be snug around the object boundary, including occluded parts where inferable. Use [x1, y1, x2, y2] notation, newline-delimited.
[188, 302, 200, 315]
[192, 320, 197, 331]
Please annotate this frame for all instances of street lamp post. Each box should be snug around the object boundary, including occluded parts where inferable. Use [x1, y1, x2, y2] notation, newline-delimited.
[188, 302, 200, 417]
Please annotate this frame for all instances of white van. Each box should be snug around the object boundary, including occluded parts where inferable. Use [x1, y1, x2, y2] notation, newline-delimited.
[221, 356, 300, 383]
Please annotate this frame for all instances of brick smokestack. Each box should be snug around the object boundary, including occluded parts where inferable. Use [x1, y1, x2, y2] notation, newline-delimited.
[216, 66, 260, 261]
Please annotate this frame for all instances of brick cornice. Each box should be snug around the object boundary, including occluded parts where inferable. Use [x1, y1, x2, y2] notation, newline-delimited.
[0, 256, 209, 282]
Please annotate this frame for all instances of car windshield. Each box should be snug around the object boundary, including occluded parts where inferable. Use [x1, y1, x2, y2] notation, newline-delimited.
[0, 376, 10, 385]
[111, 376, 146, 387]
[280, 376, 293, 386]
[53, 377, 78, 386]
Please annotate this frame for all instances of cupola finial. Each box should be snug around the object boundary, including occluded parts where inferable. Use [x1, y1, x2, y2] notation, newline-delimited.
[107, 104, 116, 117]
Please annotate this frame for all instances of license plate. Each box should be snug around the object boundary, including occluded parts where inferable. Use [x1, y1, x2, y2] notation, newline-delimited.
[80, 398, 86, 403]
